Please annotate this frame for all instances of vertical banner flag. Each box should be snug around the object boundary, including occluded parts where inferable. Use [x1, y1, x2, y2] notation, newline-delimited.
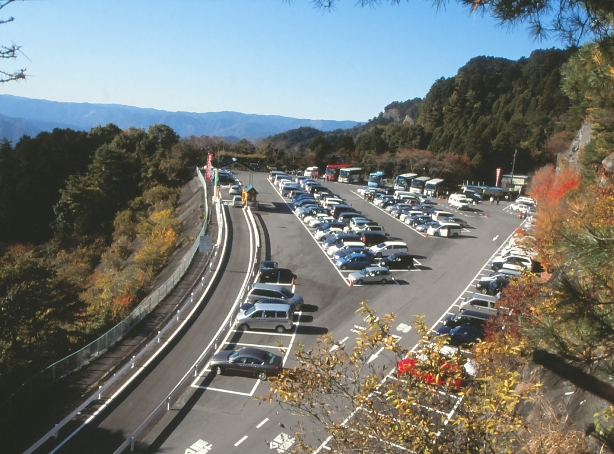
[495, 168, 501, 187]
[206, 153, 213, 181]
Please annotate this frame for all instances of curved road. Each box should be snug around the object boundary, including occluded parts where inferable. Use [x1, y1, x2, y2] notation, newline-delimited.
[37, 202, 256, 454]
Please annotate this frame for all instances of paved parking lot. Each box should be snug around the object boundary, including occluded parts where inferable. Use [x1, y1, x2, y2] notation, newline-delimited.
[147, 171, 526, 454]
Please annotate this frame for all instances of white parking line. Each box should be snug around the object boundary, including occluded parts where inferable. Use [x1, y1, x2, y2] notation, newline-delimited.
[234, 435, 248, 446]
[256, 418, 269, 428]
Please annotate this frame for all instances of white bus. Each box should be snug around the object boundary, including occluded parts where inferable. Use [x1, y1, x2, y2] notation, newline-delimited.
[393, 173, 418, 190]
[409, 176, 431, 194]
[338, 167, 364, 184]
[424, 178, 445, 197]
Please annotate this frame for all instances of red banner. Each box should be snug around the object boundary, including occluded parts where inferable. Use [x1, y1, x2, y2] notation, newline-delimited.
[206, 153, 213, 181]
[495, 168, 501, 187]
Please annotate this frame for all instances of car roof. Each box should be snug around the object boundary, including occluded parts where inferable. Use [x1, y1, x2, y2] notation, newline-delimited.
[252, 283, 286, 291]
[237, 347, 280, 359]
[365, 266, 389, 272]
[457, 309, 492, 319]
[249, 300, 293, 310]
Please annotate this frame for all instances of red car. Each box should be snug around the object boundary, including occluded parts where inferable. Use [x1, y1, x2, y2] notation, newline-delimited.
[397, 356, 464, 390]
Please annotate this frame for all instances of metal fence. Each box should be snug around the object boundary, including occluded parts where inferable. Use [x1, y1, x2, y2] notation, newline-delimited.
[1, 167, 210, 411]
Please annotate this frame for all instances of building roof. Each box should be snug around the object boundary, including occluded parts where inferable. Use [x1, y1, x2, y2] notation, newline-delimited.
[244, 184, 258, 194]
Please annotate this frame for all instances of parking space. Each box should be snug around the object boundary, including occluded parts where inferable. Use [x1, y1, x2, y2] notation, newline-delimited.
[192, 313, 302, 397]
[266, 179, 427, 287]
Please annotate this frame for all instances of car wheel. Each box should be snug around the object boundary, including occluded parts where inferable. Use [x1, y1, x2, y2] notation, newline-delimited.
[216, 366, 224, 375]
[258, 371, 267, 381]
[355, 279, 363, 285]
[381, 278, 388, 284]
[239, 324, 249, 331]
[341, 265, 347, 270]
[452, 232, 459, 238]
[407, 265, 413, 270]
[376, 253, 382, 258]
[481, 288, 489, 294]
[276, 325, 285, 333]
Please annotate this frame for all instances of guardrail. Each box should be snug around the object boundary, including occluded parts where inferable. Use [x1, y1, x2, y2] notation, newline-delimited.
[1, 167, 211, 414]
[114, 202, 261, 453]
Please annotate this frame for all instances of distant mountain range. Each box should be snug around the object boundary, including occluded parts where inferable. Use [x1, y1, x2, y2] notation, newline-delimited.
[0, 95, 361, 143]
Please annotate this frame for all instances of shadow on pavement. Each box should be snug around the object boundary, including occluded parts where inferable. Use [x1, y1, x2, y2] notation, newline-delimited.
[296, 326, 329, 336]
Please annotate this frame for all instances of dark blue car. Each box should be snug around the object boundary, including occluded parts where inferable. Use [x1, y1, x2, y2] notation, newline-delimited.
[335, 253, 372, 270]
[439, 325, 485, 345]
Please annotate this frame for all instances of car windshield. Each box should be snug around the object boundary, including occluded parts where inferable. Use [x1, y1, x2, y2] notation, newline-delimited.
[245, 306, 257, 316]
[263, 351, 277, 364]
[261, 262, 277, 271]
[359, 269, 370, 276]
[375, 242, 386, 248]
[280, 287, 294, 298]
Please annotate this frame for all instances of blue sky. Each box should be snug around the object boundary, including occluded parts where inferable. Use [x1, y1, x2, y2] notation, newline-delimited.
[1, 0, 565, 122]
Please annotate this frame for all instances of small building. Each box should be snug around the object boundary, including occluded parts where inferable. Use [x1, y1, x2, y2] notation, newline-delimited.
[242, 185, 258, 210]
[501, 174, 530, 194]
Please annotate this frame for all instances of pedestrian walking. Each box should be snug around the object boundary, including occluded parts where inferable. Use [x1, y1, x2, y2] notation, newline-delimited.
[490, 196, 494, 204]
[496, 197, 499, 205]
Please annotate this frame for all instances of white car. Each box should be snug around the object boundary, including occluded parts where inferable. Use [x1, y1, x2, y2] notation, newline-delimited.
[232, 195, 243, 208]
[510, 202, 533, 212]
[308, 215, 335, 228]
[315, 227, 343, 240]
[229, 185, 242, 196]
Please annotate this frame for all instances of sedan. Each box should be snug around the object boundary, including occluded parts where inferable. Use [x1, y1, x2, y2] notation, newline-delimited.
[335, 253, 372, 271]
[442, 325, 485, 345]
[416, 221, 439, 232]
[315, 221, 346, 233]
[307, 215, 335, 228]
[229, 185, 242, 196]
[209, 347, 283, 381]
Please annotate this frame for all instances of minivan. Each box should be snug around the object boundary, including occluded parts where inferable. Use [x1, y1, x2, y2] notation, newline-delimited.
[331, 205, 357, 219]
[427, 222, 462, 238]
[235, 301, 294, 333]
[327, 241, 366, 256]
[361, 232, 388, 247]
[370, 241, 408, 258]
[246, 283, 304, 310]
[322, 233, 361, 251]
[432, 210, 454, 221]
[338, 212, 367, 224]
[448, 194, 470, 210]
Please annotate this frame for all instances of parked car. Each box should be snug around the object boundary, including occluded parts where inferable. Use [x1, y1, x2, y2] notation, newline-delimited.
[232, 195, 243, 208]
[378, 252, 415, 270]
[335, 253, 372, 271]
[246, 283, 304, 310]
[475, 276, 509, 295]
[416, 221, 439, 232]
[307, 215, 335, 228]
[491, 254, 533, 272]
[209, 347, 283, 381]
[348, 266, 392, 285]
[322, 233, 361, 250]
[441, 309, 491, 329]
[316, 227, 345, 241]
[229, 185, 242, 196]
[444, 216, 469, 228]
[315, 221, 346, 233]
[332, 247, 368, 261]
[258, 260, 278, 282]
[369, 241, 408, 258]
[360, 232, 388, 247]
[439, 325, 485, 345]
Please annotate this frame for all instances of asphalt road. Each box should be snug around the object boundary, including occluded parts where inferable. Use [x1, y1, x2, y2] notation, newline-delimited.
[40, 201, 256, 454]
[139, 171, 524, 454]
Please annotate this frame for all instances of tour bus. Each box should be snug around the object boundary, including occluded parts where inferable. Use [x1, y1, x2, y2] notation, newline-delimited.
[409, 176, 431, 194]
[367, 171, 386, 188]
[424, 178, 445, 197]
[324, 163, 351, 181]
[304, 166, 319, 179]
[393, 173, 418, 191]
[338, 167, 364, 184]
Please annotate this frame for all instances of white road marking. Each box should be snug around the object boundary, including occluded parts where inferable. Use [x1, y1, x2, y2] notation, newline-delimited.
[493, 235, 499, 241]
[234, 435, 248, 446]
[256, 418, 269, 428]
[329, 336, 349, 352]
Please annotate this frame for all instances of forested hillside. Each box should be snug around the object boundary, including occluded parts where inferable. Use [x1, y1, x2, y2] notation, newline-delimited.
[256, 48, 580, 186]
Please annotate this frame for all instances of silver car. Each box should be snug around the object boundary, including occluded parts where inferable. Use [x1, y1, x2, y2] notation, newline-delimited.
[348, 266, 392, 285]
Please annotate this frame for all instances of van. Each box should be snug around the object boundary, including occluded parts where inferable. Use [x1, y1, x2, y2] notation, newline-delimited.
[432, 210, 454, 221]
[331, 204, 356, 219]
[448, 194, 470, 210]
[361, 232, 388, 247]
[362, 224, 385, 234]
[235, 301, 294, 333]
[338, 212, 367, 224]
[427, 222, 462, 238]
[516, 196, 536, 206]
[246, 283, 304, 309]
[458, 294, 499, 313]
[370, 241, 408, 258]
